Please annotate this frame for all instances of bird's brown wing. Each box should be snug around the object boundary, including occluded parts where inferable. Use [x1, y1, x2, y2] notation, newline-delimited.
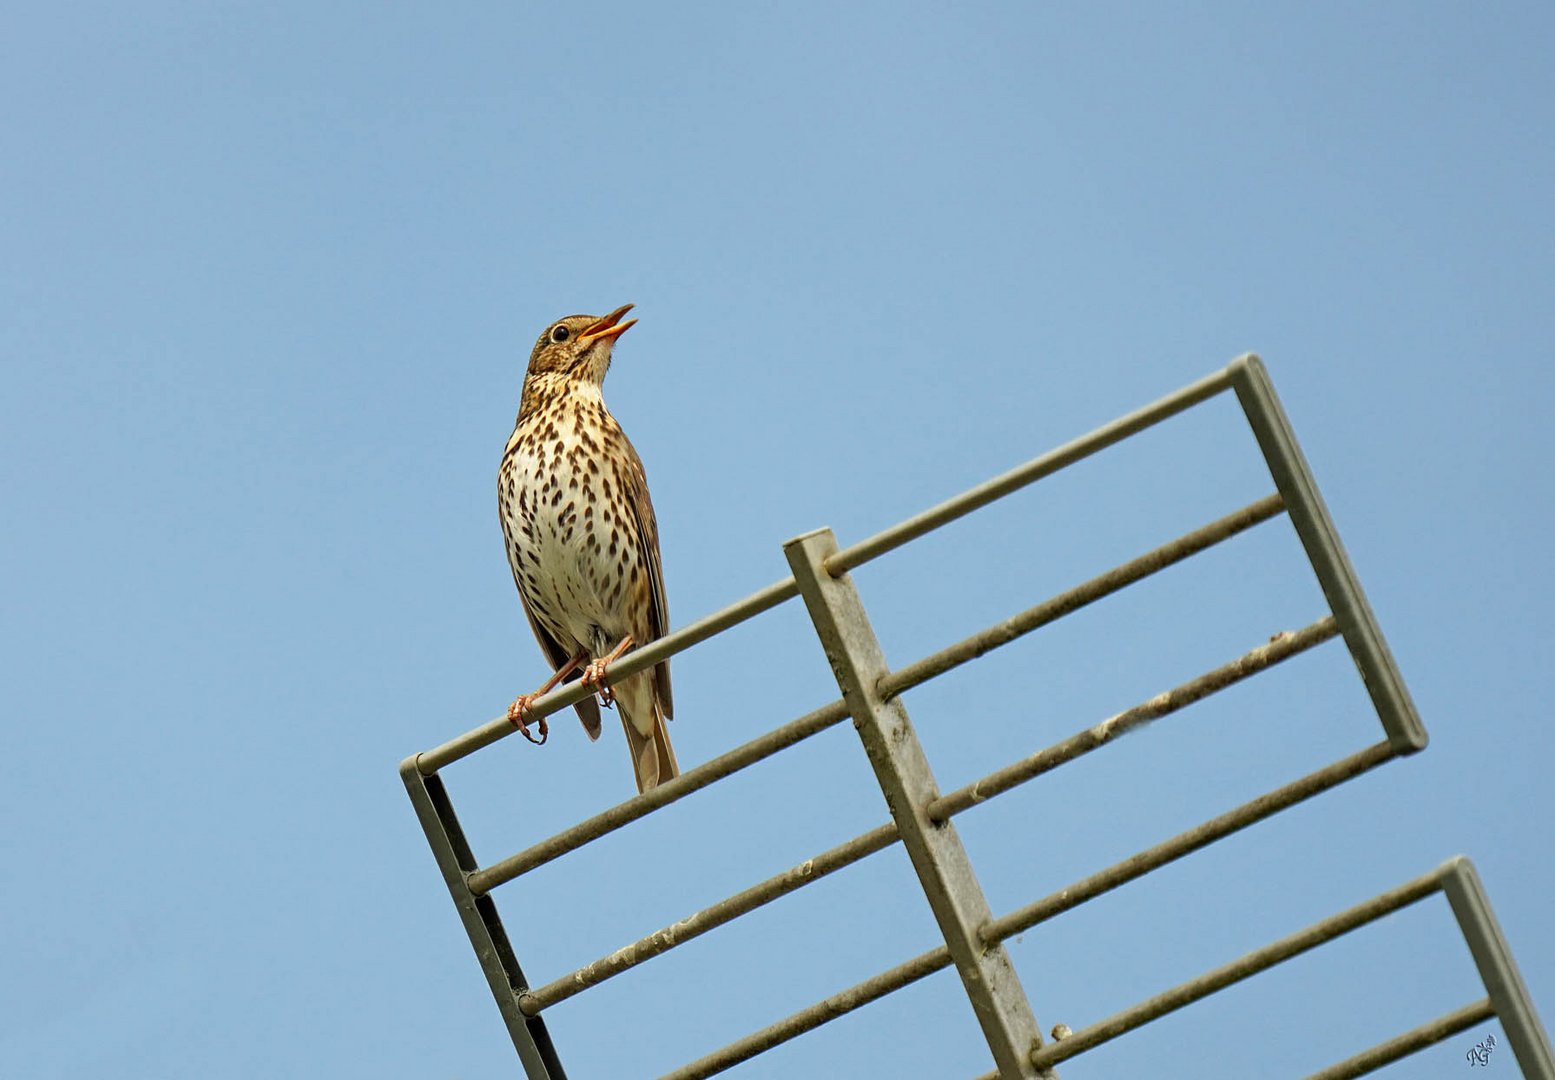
[516, 587, 603, 741]
[620, 435, 673, 719]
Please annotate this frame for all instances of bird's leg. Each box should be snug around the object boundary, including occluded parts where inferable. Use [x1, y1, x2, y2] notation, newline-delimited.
[582, 634, 636, 708]
[507, 650, 589, 745]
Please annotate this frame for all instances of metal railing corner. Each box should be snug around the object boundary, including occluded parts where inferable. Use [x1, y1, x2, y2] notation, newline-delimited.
[1441, 857, 1555, 1079]
[1227, 356, 1428, 754]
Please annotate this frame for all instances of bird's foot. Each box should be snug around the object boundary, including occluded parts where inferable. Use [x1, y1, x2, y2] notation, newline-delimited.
[581, 635, 634, 709]
[504, 650, 588, 744]
[581, 660, 617, 707]
[506, 695, 549, 745]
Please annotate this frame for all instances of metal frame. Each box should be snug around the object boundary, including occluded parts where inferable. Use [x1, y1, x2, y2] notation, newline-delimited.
[400, 355, 1551, 1078]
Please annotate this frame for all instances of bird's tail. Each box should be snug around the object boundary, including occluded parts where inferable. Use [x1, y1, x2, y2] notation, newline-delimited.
[616, 671, 678, 794]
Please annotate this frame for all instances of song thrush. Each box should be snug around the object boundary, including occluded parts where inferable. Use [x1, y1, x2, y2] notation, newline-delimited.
[498, 304, 679, 793]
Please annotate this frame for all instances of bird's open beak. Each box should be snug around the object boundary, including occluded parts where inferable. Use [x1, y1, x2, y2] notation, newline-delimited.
[577, 304, 637, 346]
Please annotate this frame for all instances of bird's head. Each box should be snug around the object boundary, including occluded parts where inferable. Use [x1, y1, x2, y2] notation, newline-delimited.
[524, 304, 637, 390]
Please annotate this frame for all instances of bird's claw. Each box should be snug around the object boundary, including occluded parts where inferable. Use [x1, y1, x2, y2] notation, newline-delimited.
[507, 695, 549, 745]
[582, 659, 617, 708]
[581, 634, 634, 709]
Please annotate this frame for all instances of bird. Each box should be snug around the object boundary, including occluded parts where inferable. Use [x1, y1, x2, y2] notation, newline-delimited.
[497, 304, 679, 793]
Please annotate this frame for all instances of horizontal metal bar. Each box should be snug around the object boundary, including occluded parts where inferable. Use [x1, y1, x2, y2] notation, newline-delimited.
[976, 993, 1497, 1080]
[415, 574, 802, 774]
[661, 945, 954, 1080]
[519, 823, 900, 1016]
[469, 698, 849, 894]
[929, 616, 1339, 821]
[1303, 998, 1494, 1080]
[983, 740, 1398, 946]
[1028, 863, 1447, 1069]
[881, 494, 1285, 701]
[826, 366, 1236, 576]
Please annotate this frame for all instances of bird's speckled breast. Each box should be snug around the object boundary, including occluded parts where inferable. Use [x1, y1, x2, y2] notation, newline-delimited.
[499, 386, 643, 655]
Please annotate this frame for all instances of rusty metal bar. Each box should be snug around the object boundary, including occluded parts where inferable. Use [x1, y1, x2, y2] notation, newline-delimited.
[1027, 864, 1447, 1070]
[881, 494, 1285, 701]
[469, 698, 849, 894]
[416, 574, 803, 774]
[1302, 998, 1493, 1080]
[929, 617, 1339, 821]
[518, 823, 899, 1016]
[827, 366, 1236, 575]
[660, 945, 954, 1080]
[983, 741, 1397, 946]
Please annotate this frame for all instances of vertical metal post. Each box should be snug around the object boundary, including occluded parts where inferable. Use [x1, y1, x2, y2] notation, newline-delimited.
[1229, 354, 1427, 752]
[1440, 858, 1555, 1079]
[785, 528, 1051, 1079]
[400, 757, 568, 1080]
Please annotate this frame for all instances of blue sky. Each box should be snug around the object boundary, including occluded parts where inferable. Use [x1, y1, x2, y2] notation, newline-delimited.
[4, 3, 1552, 1077]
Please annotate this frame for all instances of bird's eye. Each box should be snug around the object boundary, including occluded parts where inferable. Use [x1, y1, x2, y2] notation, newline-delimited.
[550, 325, 570, 344]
